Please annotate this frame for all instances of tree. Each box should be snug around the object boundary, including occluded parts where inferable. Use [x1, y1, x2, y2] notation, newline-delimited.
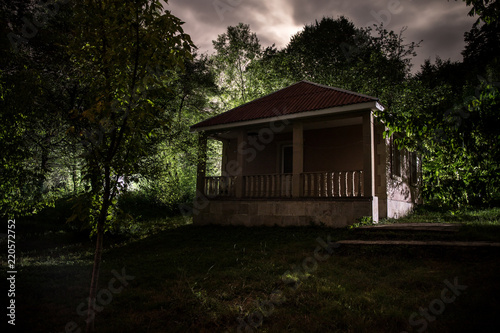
[281, 17, 419, 110]
[0, 0, 78, 216]
[65, 1, 193, 331]
[136, 54, 219, 212]
[462, 16, 500, 76]
[283, 16, 370, 87]
[464, 0, 500, 25]
[248, 45, 295, 93]
[212, 23, 262, 109]
[383, 0, 500, 207]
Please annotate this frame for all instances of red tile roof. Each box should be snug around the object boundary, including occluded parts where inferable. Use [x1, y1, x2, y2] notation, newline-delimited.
[191, 80, 379, 130]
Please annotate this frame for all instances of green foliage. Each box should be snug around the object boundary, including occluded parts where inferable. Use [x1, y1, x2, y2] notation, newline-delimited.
[130, 54, 218, 214]
[350, 216, 374, 229]
[0, 0, 79, 217]
[383, 10, 500, 208]
[211, 23, 264, 109]
[279, 17, 418, 105]
[136, 146, 198, 212]
[2, 1, 499, 221]
[1, 0, 216, 221]
[65, 0, 194, 233]
[465, 0, 500, 25]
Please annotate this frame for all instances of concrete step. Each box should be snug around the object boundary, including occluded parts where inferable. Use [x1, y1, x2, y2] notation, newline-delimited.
[337, 239, 500, 247]
[355, 223, 460, 232]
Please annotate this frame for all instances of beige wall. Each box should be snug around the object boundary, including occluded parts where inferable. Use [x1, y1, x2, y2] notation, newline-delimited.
[376, 126, 421, 219]
[303, 125, 363, 172]
[220, 125, 363, 176]
[245, 132, 287, 175]
[220, 132, 294, 176]
[223, 138, 238, 175]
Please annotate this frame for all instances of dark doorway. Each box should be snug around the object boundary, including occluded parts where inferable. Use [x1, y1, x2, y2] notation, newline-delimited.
[282, 145, 293, 174]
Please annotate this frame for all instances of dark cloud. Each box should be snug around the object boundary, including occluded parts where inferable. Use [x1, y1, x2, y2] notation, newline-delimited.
[166, 0, 476, 70]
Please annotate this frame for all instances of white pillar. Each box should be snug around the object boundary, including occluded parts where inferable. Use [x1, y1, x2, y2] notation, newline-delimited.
[362, 111, 375, 197]
[362, 111, 378, 222]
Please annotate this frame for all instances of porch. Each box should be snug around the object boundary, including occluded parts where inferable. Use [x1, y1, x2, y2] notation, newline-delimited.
[192, 109, 381, 227]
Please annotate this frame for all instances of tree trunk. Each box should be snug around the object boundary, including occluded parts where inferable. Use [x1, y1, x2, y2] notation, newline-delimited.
[72, 163, 78, 194]
[85, 200, 109, 333]
[86, 165, 112, 333]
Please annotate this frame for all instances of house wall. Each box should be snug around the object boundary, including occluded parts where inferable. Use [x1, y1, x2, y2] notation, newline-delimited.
[223, 138, 238, 174]
[222, 132, 293, 176]
[214, 119, 421, 222]
[193, 198, 376, 227]
[303, 125, 363, 172]
[247, 132, 291, 175]
[221, 125, 363, 176]
[375, 123, 388, 219]
[372, 122, 423, 220]
[383, 134, 421, 219]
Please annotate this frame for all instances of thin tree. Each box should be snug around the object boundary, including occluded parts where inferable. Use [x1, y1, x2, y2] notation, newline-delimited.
[66, 1, 193, 331]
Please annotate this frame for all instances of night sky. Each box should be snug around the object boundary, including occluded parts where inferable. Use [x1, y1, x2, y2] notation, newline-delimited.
[167, 0, 476, 71]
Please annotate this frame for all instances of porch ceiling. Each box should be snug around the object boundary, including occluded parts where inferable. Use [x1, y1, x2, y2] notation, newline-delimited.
[303, 116, 362, 131]
[209, 116, 363, 140]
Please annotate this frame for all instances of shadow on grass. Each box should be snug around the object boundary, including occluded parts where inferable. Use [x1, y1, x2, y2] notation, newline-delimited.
[12, 221, 500, 333]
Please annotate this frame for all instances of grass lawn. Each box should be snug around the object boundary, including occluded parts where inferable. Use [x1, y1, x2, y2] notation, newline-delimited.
[4, 207, 500, 332]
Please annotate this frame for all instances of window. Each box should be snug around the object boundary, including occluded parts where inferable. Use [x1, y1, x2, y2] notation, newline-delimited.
[391, 137, 401, 178]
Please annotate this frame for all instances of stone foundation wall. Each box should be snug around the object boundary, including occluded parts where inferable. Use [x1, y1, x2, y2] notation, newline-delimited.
[387, 199, 414, 219]
[193, 198, 377, 228]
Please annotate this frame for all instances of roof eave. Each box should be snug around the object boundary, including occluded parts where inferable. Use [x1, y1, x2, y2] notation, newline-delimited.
[190, 101, 383, 133]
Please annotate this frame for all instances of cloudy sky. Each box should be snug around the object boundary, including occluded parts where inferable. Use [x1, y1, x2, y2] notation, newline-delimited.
[166, 0, 477, 71]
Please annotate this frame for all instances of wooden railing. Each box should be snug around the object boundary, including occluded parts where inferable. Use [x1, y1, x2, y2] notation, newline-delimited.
[204, 176, 236, 197]
[301, 171, 363, 197]
[204, 171, 363, 198]
[243, 174, 292, 197]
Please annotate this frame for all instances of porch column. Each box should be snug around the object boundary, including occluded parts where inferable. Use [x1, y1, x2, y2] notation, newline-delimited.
[196, 132, 208, 197]
[362, 111, 375, 196]
[292, 122, 304, 197]
[362, 111, 378, 222]
[221, 139, 228, 176]
[235, 129, 246, 198]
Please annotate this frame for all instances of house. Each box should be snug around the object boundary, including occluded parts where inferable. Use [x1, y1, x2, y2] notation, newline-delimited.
[189, 81, 421, 227]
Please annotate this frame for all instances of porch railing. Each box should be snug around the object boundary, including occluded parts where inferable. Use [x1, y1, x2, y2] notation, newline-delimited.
[244, 174, 292, 198]
[203, 171, 363, 198]
[204, 176, 236, 197]
[301, 171, 363, 197]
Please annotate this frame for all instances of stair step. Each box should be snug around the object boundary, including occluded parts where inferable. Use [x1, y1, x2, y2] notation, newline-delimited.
[337, 239, 500, 247]
[355, 223, 460, 232]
